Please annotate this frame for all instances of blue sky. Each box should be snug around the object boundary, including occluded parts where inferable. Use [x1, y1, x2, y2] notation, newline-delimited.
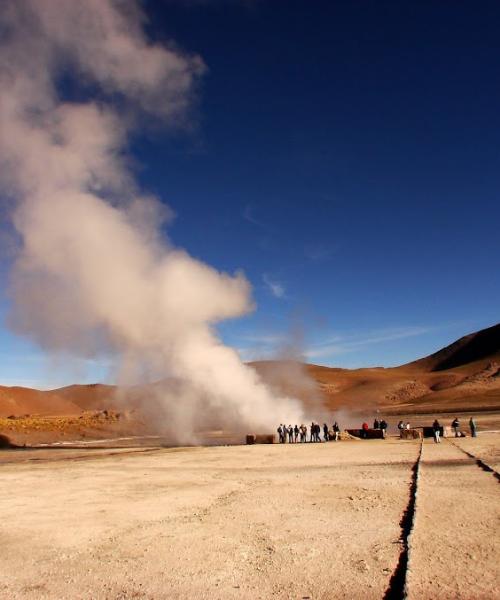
[1, 0, 499, 388]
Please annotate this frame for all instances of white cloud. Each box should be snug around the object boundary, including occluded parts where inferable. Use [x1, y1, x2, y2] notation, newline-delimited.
[0, 0, 304, 440]
[262, 273, 285, 298]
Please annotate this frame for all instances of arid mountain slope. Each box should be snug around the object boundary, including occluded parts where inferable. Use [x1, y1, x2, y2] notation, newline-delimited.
[406, 322, 500, 372]
[0, 383, 116, 417]
[252, 323, 500, 414]
[1, 323, 499, 420]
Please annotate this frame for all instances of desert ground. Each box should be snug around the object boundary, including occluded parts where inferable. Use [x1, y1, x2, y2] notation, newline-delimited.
[1, 324, 499, 599]
[1, 433, 499, 600]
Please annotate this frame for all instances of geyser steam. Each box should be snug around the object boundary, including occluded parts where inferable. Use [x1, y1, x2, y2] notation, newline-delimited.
[0, 0, 304, 441]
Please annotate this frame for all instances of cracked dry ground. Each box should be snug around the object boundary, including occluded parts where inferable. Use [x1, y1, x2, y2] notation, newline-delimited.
[1, 436, 498, 599]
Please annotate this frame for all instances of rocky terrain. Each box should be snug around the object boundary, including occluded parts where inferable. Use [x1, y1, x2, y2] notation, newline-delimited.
[1, 323, 499, 445]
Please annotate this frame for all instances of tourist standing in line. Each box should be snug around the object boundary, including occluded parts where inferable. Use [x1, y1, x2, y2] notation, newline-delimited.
[432, 419, 441, 443]
[323, 423, 329, 442]
[288, 425, 294, 443]
[451, 417, 460, 437]
[333, 421, 340, 441]
[469, 417, 477, 437]
[294, 424, 299, 443]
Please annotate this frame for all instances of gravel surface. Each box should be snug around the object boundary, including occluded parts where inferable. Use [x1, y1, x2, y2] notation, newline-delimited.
[1, 435, 498, 599]
[407, 438, 500, 599]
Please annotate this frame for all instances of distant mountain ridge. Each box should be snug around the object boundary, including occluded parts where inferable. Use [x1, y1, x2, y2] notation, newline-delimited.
[408, 323, 500, 372]
[0, 323, 499, 418]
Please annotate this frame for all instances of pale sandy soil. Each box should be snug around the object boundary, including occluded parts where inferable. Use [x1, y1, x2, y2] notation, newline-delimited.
[1, 436, 499, 600]
[407, 438, 500, 599]
[453, 434, 500, 472]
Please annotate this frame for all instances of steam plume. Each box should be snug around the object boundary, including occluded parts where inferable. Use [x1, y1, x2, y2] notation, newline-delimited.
[0, 0, 304, 442]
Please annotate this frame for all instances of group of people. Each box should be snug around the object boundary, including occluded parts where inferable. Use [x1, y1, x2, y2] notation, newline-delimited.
[372, 418, 388, 434]
[277, 422, 341, 443]
[278, 415, 479, 445]
[359, 419, 389, 438]
[397, 420, 412, 431]
[431, 417, 477, 443]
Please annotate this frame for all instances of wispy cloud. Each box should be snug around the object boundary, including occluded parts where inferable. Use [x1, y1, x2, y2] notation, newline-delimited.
[305, 325, 434, 360]
[238, 332, 288, 345]
[243, 204, 266, 228]
[304, 242, 336, 262]
[234, 330, 296, 362]
[262, 273, 285, 298]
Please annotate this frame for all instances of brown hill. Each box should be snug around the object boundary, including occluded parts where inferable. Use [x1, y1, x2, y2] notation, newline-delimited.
[251, 322, 500, 415]
[407, 322, 500, 372]
[1, 323, 499, 423]
[0, 383, 116, 418]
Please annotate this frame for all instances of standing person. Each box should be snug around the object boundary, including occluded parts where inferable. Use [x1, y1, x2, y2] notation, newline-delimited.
[310, 422, 315, 442]
[288, 425, 294, 443]
[373, 418, 380, 429]
[432, 419, 441, 443]
[397, 420, 404, 432]
[277, 424, 284, 443]
[323, 423, 329, 442]
[294, 424, 299, 443]
[300, 424, 307, 442]
[452, 417, 460, 437]
[333, 421, 340, 441]
[361, 422, 369, 439]
[469, 417, 477, 437]
[380, 419, 388, 438]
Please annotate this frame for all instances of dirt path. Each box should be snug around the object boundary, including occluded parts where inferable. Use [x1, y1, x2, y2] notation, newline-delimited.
[452, 434, 500, 474]
[406, 439, 500, 599]
[1, 440, 421, 600]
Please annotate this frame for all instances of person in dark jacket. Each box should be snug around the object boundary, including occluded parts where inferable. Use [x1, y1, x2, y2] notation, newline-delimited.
[469, 417, 477, 437]
[323, 423, 329, 442]
[373, 418, 380, 429]
[451, 417, 460, 437]
[333, 421, 340, 441]
[380, 419, 388, 438]
[432, 419, 441, 443]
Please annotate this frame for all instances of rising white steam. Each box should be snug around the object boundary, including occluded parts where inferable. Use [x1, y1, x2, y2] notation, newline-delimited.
[0, 0, 304, 442]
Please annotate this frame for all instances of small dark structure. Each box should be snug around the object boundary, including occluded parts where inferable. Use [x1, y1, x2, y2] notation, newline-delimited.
[246, 434, 275, 445]
[346, 428, 385, 440]
[422, 426, 444, 438]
